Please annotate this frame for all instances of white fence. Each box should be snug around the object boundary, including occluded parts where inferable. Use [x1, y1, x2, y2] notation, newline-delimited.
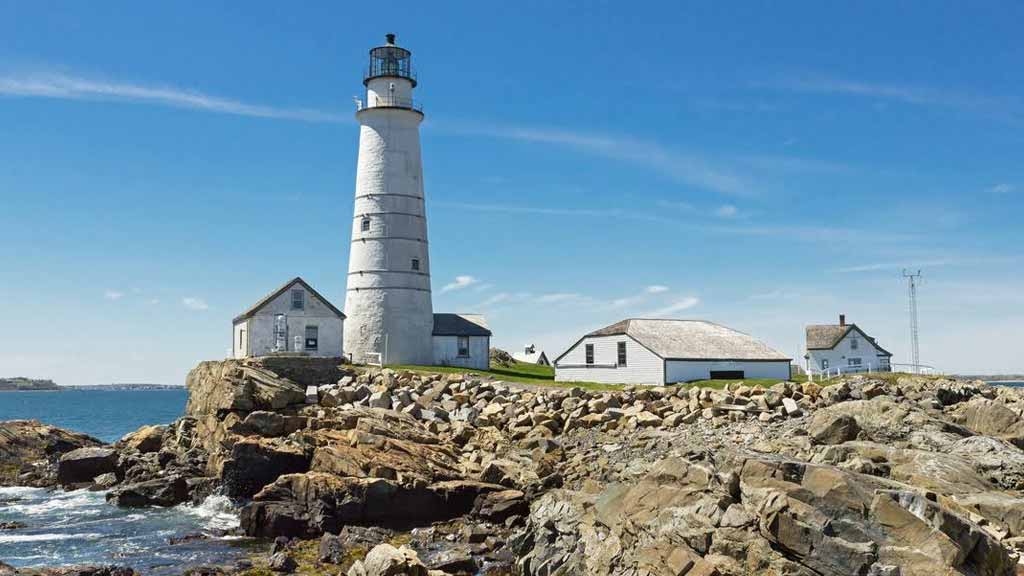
[808, 363, 941, 382]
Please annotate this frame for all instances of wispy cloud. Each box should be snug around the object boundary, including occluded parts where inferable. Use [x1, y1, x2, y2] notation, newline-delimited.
[770, 74, 1019, 120]
[641, 297, 700, 317]
[715, 204, 739, 218]
[988, 183, 1015, 194]
[535, 292, 586, 304]
[443, 122, 750, 196]
[441, 275, 479, 293]
[645, 285, 670, 294]
[0, 72, 349, 123]
[833, 255, 1020, 274]
[182, 297, 209, 311]
[104, 290, 124, 301]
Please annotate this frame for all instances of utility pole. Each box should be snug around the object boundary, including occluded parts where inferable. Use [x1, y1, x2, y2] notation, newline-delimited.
[902, 270, 922, 373]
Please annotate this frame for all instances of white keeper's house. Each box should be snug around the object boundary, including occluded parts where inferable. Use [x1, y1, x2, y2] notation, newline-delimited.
[554, 319, 792, 385]
[232, 277, 345, 359]
[805, 314, 892, 374]
[513, 344, 551, 367]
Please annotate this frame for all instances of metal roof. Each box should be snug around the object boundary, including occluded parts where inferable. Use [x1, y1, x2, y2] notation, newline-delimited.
[432, 313, 492, 337]
[580, 318, 790, 361]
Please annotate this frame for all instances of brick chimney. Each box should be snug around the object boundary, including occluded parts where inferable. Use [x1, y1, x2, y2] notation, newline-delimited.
[839, 314, 846, 326]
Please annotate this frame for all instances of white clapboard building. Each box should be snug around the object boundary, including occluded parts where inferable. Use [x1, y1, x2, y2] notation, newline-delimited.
[554, 319, 791, 385]
[431, 313, 491, 370]
[232, 277, 345, 358]
[805, 314, 892, 374]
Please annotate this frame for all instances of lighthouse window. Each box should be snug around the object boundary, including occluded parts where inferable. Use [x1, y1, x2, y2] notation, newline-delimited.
[361, 218, 371, 232]
[411, 258, 420, 271]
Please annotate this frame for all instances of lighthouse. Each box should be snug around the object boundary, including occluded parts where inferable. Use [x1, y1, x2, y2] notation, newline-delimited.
[344, 34, 434, 365]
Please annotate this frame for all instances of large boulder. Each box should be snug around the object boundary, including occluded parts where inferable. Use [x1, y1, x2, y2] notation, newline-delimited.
[0, 420, 102, 487]
[119, 425, 166, 454]
[106, 475, 189, 507]
[221, 438, 310, 499]
[347, 544, 427, 576]
[952, 398, 1024, 447]
[807, 412, 860, 445]
[57, 447, 118, 486]
[240, 472, 503, 538]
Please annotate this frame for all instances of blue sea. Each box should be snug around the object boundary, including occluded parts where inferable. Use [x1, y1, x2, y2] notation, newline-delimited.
[0, 389, 251, 572]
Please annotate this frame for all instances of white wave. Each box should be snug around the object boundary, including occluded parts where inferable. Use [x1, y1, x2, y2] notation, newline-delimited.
[177, 495, 239, 531]
[0, 486, 46, 498]
[0, 532, 103, 543]
[6, 490, 104, 516]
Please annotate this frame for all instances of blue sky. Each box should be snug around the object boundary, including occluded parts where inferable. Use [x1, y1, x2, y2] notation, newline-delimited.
[1, 1, 1021, 384]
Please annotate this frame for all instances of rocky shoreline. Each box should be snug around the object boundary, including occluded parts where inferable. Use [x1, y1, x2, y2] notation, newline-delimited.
[5, 356, 1024, 575]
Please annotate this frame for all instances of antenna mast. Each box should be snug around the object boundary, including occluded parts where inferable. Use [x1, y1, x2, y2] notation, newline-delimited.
[902, 269, 922, 373]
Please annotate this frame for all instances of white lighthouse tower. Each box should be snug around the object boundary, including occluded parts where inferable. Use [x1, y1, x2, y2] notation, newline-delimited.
[344, 34, 434, 365]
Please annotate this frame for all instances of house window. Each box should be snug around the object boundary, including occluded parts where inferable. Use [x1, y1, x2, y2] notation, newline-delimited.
[291, 289, 305, 310]
[848, 358, 862, 367]
[457, 336, 470, 357]
[617, 342, 627, 366]
[361, 218, 371, 232]
[305, 325, 318, 351]
[821, 359, 830, 370]
[239, 329, 246, 351]
[850, 337, 859, 350]
[411, 258, 420, 271]
[585, 344, 594, 365]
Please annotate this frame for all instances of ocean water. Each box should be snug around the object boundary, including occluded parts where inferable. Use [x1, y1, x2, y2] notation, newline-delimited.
[0, 389, 188, 443]
[1, 389, 252, 571]
[993, 381, 1024, 387]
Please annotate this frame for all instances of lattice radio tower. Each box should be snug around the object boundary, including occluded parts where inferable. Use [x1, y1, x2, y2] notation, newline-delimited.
[902, 270, 922, 373]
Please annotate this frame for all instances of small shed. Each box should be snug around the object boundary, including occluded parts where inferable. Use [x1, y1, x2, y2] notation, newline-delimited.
[432, 313, 491, 370]
[554, 319, 791, 385]
[232, 277, 345, 358]
[513, 344, 551, 367]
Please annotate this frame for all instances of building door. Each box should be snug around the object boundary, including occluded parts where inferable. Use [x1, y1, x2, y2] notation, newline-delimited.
[710, 370, 745, 380]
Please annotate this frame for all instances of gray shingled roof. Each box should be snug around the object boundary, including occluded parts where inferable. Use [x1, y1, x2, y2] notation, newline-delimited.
[432, 313, 492, 336]
[232, 277, 345, 324]
[806, 324, 852, 350]
[806, 323, 892, 356]
[585, 319, 790, 361]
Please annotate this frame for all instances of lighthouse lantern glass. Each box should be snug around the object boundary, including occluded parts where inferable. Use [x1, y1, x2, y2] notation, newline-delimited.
[368, 46, 413, 82]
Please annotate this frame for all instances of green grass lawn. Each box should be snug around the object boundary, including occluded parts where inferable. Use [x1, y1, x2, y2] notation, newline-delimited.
[386, 361, 624, 391]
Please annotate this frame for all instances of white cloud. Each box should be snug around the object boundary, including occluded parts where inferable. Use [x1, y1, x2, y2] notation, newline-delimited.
[645, 285, 669, 294]
[641, 297, 700, 318]
[440, 275, 479, 293]
[0, 72, 349, 124]
[771, 75, 1018, 120]
[182, 297, 209, 311]
[444, 122, 750, 196]
[149, 299, 161, 305]
[715, 204, 738, 218]
[104, 290, 124, 301]
[535, 293, 580, 304]
[989, 183, 1015, 194]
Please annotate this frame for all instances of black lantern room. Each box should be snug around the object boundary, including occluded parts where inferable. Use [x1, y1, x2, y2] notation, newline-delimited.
[364, 33, 417, 87]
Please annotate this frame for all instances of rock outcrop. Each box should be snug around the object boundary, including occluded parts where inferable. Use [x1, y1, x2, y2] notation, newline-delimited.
[12, 356, 1024, 576]
[0, 420, 102, 487]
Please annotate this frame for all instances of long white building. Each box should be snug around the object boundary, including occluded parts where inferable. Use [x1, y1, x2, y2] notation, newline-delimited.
[554, 319, 791, 385]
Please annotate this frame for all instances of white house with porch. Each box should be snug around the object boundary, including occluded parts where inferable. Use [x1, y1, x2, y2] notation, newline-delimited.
[232, 277, 345, 358]
[805, 314, 892, 375]
[554, 319, 791, 385]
